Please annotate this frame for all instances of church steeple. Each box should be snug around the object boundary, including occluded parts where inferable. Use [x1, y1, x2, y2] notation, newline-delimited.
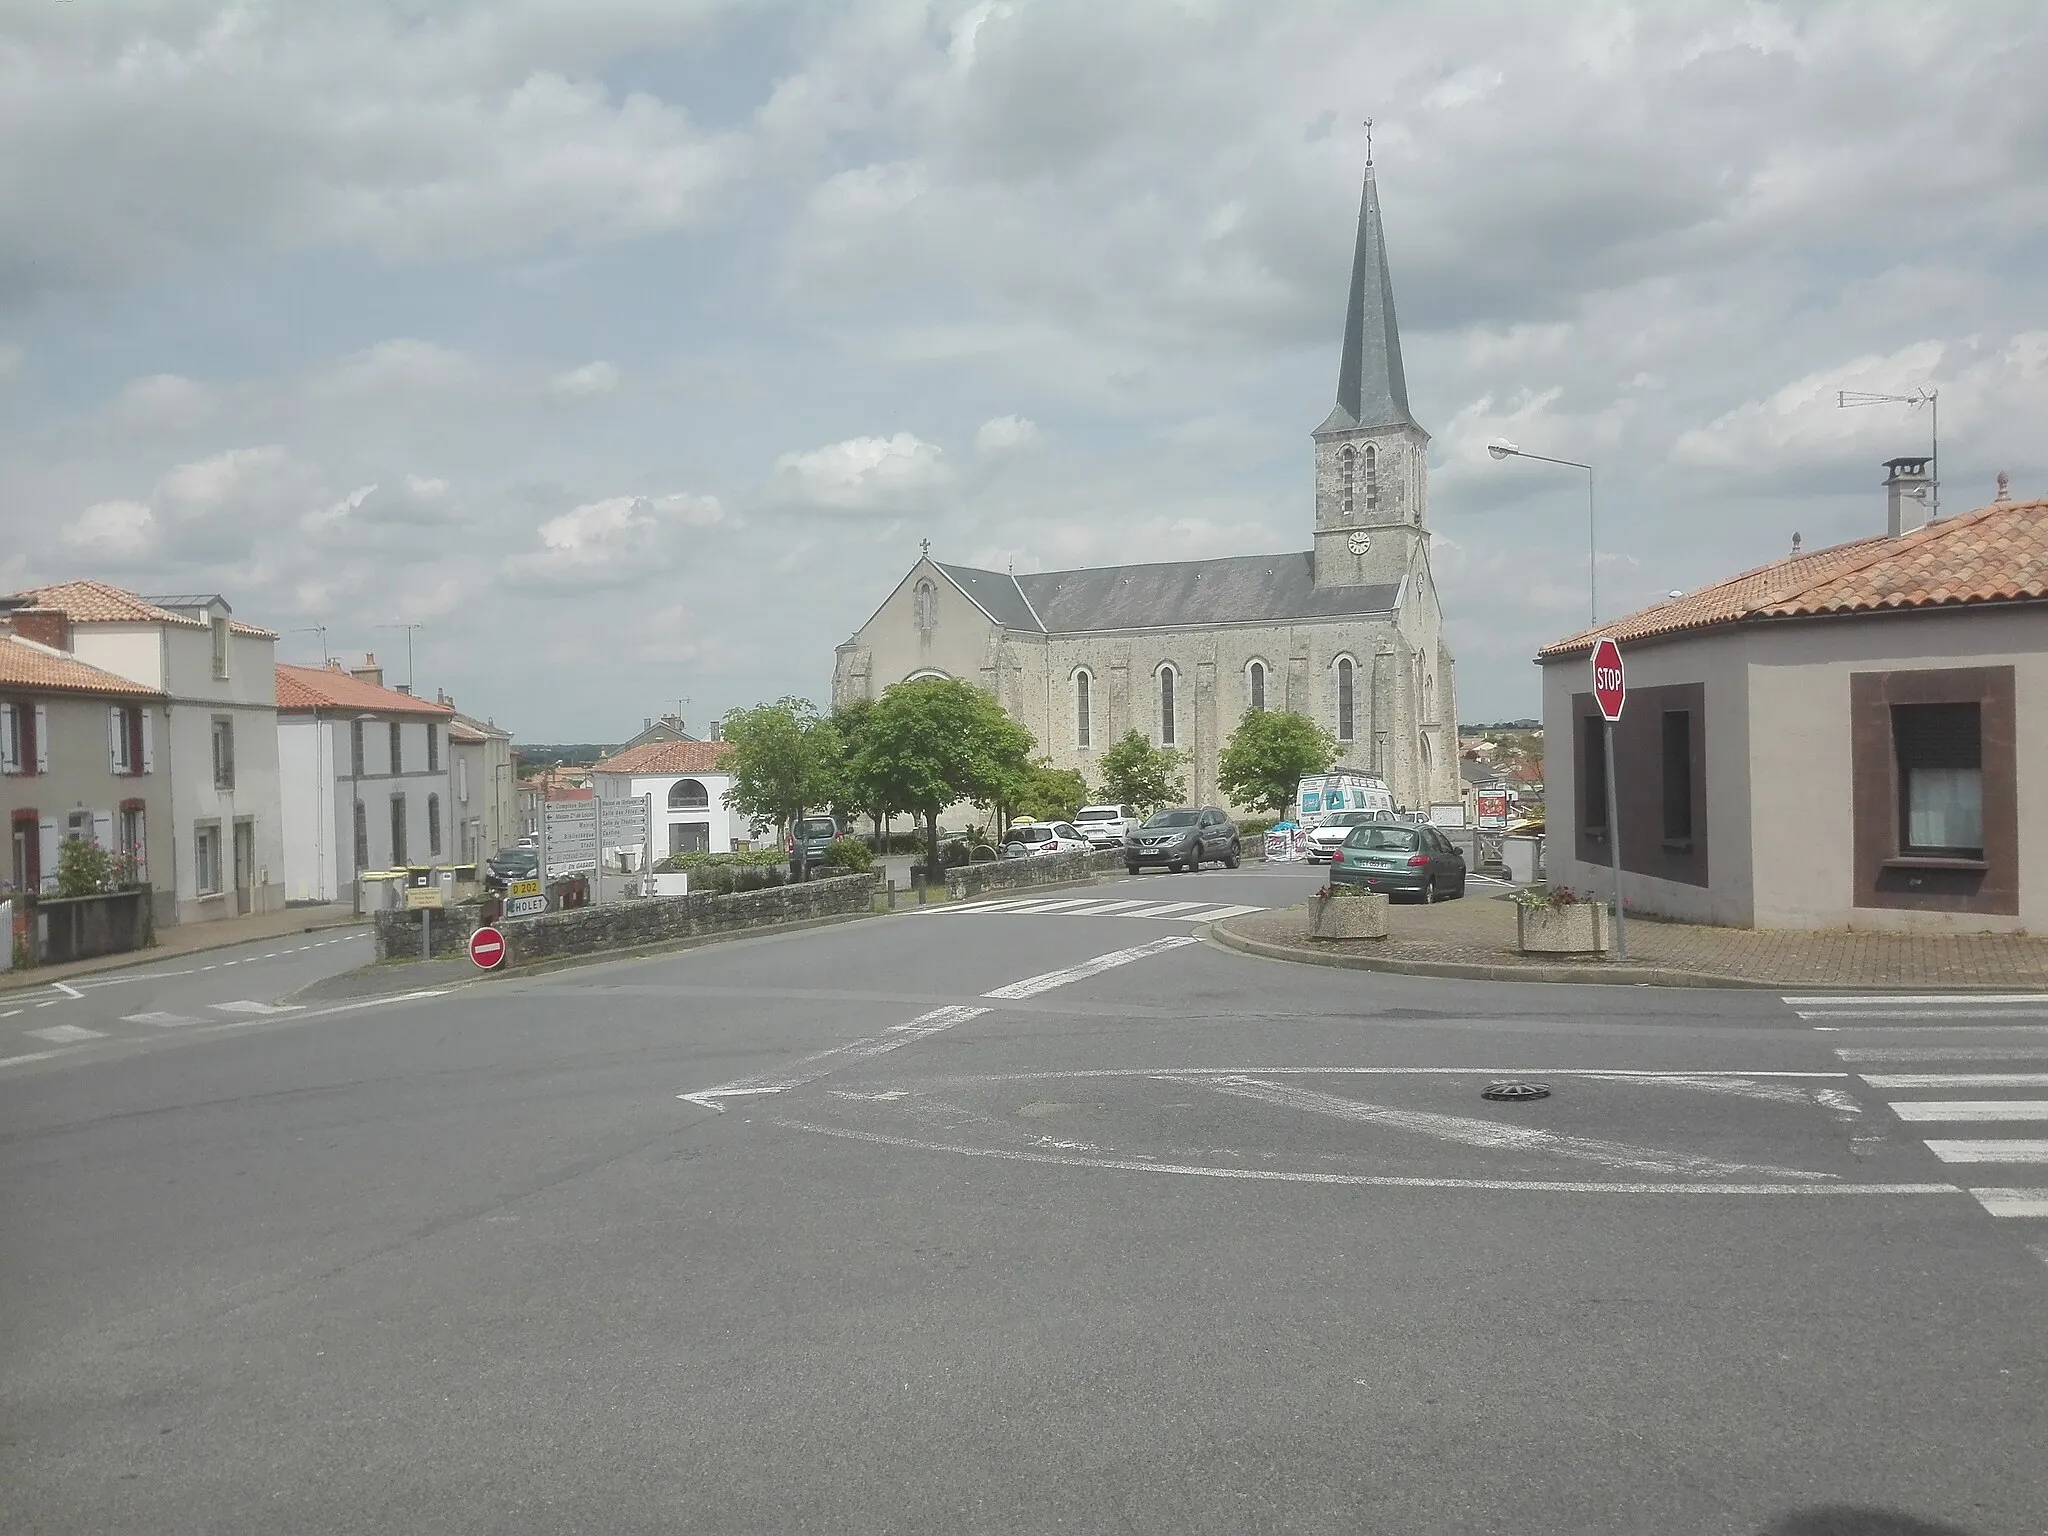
[1315, 154, 1418, 438]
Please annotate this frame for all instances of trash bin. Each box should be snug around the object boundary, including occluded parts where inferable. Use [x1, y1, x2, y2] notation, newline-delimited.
[1503, 835, 1542, 885]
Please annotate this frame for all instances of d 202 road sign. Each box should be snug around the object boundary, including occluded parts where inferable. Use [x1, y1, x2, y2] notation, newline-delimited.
[1591, 636, 1626, 722]
[468, 925, 507, 969]
[503, 895, 548, 919]
[506, 877, 541, 901]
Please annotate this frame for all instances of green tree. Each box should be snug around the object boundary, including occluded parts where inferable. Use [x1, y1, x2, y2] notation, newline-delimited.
[850, 677, 1036, 881]
[1096, 730, 1187, 816]
[1014, 760, 1091, 824]
[717, 698, 843, 880]
[830, 697, 897, 841]
[56, 837, 118, 898]
[1217, 709, 1339, 815]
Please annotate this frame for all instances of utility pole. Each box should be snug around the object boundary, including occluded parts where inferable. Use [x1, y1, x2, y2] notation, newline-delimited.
[375, 622, 424, 692]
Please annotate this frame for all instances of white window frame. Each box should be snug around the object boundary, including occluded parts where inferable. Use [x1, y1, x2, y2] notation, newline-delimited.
[195, 820, 224, 895]
[211, 615, 230, 680]
[211, 715, 236, 789]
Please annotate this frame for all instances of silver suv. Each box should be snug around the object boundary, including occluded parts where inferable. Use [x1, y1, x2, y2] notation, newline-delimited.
[1124, 807, 1241, 873]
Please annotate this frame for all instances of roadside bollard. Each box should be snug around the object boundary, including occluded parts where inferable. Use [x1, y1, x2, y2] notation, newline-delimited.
[912, 869, 927, 905]
[886, 878, 897, 910]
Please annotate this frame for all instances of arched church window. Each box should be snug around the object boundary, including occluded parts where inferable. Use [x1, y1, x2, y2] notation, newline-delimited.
[1248, 660, 1266, 713]
[1363, 445, 1379, 514]
[1336, 657, 1355, 742]
[669, 778, 709, 810]
[1074, 668, 1093, 749]
[1340, 447, 1355, 519]
[1158, 665, 1178, 748]
[913, 579, 937, 635]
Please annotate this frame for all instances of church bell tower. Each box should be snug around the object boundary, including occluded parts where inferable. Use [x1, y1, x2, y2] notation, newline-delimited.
[1311, 150, 1430, 591]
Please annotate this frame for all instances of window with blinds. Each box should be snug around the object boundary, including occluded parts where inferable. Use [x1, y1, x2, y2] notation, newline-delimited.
[1893, 702, 1982, 857]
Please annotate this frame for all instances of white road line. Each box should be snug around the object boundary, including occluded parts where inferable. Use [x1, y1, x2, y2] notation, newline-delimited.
[50, 981, 84, 999]
[1796, 1008, 2048, 1020]
[0, 1009, 19, 1019]
[1001, 898, 1120, 914]
[1866, 1073, 2048, 1089]
[122, 1011, 205, 1028]
[1841, 1047, 2048, 1063]
[678, 1003, 991, 1112]
[210, 1000, 304, 1015]
[895, 1067, 1853, 1085]
[1889, 1101, 2048, 1122]
[1167, 904, 1266, 923]
[32, 1000, 57, 1007]
[1179, 1075, 1837, 1180]
[776, 1120, 1959, 1198]
[222, 959, 239, 966]
[1969, 1188, 2048, 1218]
[1812, 1025, 2048, 1035]
[1924, 1140, 2048, 1164]
[0, 1048, 76, 1069]
[1104, 901, 1211, 920]
[26, 1024, 107, 1044]
[1057, 900, 1163, 916]
[1793, 993, 2048, 1006]
[982, 936, 1201, 1000]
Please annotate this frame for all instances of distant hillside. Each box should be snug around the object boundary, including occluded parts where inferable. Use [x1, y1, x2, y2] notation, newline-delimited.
[515, 744, 616, 775]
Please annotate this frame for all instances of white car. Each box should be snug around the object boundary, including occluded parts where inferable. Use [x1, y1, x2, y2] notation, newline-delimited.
[1072, 804, 1139, 848]
[1002, 821, 1092, 858]
[1305, 809, 1402, 863]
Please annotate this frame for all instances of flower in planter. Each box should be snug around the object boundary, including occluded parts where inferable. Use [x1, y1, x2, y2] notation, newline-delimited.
[1510, 884, 1585, 913]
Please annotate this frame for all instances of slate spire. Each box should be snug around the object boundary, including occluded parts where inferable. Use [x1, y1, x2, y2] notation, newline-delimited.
[1317, 157, 1418, 436]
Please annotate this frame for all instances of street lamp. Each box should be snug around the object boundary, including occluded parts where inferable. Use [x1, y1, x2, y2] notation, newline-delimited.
[1488, 439, 1599, 626]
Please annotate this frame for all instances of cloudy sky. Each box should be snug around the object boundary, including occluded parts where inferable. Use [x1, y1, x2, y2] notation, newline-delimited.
[5, 2, 2045, 738]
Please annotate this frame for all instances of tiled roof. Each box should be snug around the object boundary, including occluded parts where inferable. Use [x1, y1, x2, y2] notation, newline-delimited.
[1539, 497, 2048, 658]
[448, 721, 490, 743]
[19, 579, 277, 637]
[0, 633, 161, 698]
[593, 739, 733, 775]
[275, 662, 457, 716]
[931, 554, 1401, 635]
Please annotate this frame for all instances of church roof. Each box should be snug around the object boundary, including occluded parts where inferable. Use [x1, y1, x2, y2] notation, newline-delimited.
[936, 554, 1399, 635]
[1315, 163, 1419, 438]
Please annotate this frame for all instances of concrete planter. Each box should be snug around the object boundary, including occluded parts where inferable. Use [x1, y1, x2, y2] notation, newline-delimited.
[1309, 890, 1390, 941]
[1516, 900, 1610, 955]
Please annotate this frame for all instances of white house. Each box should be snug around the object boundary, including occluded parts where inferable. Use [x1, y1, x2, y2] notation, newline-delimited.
[275, 656, 456, 902]
[590, 740, 741, 860]
[15, 582, 285, 924]
[443, 703, 517, 865]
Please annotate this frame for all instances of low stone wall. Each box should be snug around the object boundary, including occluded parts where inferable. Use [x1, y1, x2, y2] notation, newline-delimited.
[946, 849, 1125, 902]
[31, 888, 155, 965]
[374, 874, 877, 965]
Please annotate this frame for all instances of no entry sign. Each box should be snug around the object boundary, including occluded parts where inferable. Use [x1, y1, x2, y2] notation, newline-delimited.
[1591, 636, 1626, 722]
[468, 925, 507, 970]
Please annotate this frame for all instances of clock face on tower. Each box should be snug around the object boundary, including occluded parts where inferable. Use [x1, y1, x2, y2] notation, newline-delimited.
[1348, 531, 1371, 556]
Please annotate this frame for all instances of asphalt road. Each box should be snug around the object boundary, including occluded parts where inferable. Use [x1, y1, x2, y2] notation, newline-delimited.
[2, 864, 2044, 1535]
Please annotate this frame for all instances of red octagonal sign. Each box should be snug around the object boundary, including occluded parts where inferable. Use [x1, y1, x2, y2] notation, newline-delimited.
[1591, 636, 1626, 723]
[468, 925, 507, 970]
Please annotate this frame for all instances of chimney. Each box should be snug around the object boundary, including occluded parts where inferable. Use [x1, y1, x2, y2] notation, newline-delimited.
[350, 651, 384, 688]
[1884, 456, 1932, 537]
[644, 717, 652, 731]
[5, 606, 72, 651]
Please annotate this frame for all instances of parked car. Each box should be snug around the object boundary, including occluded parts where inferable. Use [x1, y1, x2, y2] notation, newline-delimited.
[1072, 803, 1140, 849]
[1002, 821, 1092, 858]
[1330, 821, 1467, 902]
[786, 815, 841, 871]
[484, 846, 539, 892]
[1125, 807, 1241, 873]
[1304, 809, 1402, 863]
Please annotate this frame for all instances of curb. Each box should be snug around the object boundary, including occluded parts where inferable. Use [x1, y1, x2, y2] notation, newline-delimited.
[0, 910, 369, 1002]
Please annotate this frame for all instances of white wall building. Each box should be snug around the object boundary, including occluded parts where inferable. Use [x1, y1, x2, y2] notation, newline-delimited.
[590, 740, 741, 860]
[16, 583, 285, 923]
[276, 657, 456, 902]
[446, 706, 517, 865]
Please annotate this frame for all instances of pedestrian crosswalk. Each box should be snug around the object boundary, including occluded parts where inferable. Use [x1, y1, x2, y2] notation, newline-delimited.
[1786, 993, 2048, 1029]
[928, 895, 1267, 926]
[12, 999, 305, 1050]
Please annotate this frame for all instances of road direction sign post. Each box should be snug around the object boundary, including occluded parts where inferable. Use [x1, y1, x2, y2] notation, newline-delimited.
[1589, 636, 1629, 963]
[468, 925, 507, 970]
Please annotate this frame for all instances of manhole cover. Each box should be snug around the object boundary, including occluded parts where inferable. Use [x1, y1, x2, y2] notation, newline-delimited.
[1482, 1081, 1551, 1102]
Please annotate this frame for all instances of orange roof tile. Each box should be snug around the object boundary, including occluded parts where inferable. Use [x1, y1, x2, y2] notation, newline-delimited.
[0, 634, 161, 698]
[1540, 496, 2048, 658]
[448, 721, 490, 743]
[19, 579, 277, 637]
[593, 739, 732, 775]
[275, 662, 456, 717]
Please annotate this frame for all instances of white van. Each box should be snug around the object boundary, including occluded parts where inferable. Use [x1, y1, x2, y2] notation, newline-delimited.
[1295, 770, 1395, 826]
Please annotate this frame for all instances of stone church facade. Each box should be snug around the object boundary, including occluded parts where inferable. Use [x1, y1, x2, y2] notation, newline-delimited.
[832, 160, 1460, 815]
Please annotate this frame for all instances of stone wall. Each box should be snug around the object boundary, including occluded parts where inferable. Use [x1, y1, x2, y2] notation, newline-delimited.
[946, 850, 1124, 902]
[373, 874, 876, 965]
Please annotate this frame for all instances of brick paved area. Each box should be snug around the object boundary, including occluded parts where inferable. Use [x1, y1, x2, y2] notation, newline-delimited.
[1219, 890, 2048, 989]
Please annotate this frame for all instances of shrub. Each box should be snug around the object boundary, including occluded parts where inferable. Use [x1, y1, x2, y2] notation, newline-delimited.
[1236, 815, 1281, 840]
[658, 848, 786, 874]
[56, 838, 117, 898]
[824, 837, 873, 873]
[942, 839, 971, 868]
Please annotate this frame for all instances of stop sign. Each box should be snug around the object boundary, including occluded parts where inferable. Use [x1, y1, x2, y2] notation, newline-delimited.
[468, 925, 507, 970]
[1591, 636, 1626, 722]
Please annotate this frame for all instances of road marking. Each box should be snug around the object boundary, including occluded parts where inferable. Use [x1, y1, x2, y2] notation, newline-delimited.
[210, 1000, 304, 1015]
[1001, 898, 1122, 914]
[1797, 1009, 2048, 1021]
[1107, 901, 1211, 920]
[26, 1024, 107, 1044]
[1866, 1071, 2048, 1089]
[222, 959, 239, 966]
[1887, 1100, 2048, 1122]
[0, 1008, 19, 1019]
[982, 936, 1201, 1000]
[1923, 1140, 2048, 1163]
[1970, 1188, 2048, 1218]
[776, 1121, 1959, 1198]
[1794, 993, 2048, 1006]
[50, 981, 84, 999]
[678, 1003, 991, 1112]
[897, 1066, 1853, 1084]
[1812, 1024, 2048, 1034]
[1177, 1075, 1837, 1180]
[0, 1048, 76, 1069]
[1057, 900, 1162, 916]
[33, 999, 56, 1007]
[123, 1011, 204, 1028]
[1169, 904, 1265, 923]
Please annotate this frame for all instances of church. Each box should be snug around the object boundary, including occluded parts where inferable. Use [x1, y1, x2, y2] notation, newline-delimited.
[832, 157, 1460, 816]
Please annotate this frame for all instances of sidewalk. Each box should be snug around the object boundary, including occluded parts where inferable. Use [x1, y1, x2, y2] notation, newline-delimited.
[1212, 890, 2048, 990]
[3, 902, 365, 994]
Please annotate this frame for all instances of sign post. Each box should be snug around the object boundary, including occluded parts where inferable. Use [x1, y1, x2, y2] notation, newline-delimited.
[1590, 636, 1629, 962]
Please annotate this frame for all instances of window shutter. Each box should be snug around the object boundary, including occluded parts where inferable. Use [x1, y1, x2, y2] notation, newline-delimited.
[141, 710, 154, 773]
[110, 707, 123, 773]
[38, 818, 58, 891]
[34, 705, 49, 774]
[93, 811, 113, 850]
[0, 702, 15, 771]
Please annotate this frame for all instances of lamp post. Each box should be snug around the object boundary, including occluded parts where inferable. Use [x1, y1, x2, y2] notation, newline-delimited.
[1488, 440, 1598, 626]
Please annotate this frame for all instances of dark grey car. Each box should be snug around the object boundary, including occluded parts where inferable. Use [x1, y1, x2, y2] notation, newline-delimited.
[1124, 807, 1241, 873]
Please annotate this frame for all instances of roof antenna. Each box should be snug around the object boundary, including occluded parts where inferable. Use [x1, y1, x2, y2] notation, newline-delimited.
[1364, 116, 1374, 168]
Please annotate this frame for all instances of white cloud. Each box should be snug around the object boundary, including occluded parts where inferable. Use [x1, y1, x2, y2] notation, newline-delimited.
[310, 340, 485, 403]
[974, 414, 1040, 454]
[112, 373, 216, 431]
[61, 499, 159, 561]
[548, 360, 620, 401]
[772, 433, 951, 511]
[157, 445, 291, 507]
[504, 491, 727, 588]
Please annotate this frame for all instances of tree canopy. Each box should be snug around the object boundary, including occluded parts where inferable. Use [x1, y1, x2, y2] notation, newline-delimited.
[849, 677, 1036, 874]
[1095, 730, 1187, 815]
[717, 698, 842, 847]
[1216, 709, 1338, 815]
